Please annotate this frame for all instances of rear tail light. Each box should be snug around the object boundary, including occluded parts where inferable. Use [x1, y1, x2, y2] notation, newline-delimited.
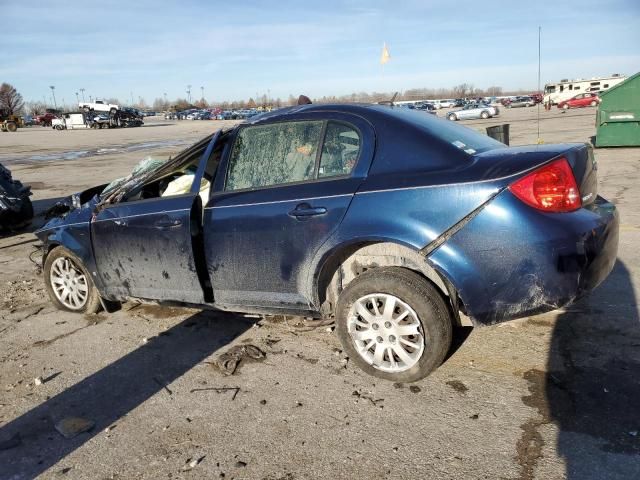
[509, 158, 581, 212]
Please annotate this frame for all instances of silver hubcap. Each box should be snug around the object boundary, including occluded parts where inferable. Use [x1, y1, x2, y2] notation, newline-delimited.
[50, 257, 89, 310]
[347, 293, 425, 373]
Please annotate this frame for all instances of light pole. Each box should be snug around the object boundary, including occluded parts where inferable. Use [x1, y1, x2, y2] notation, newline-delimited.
[75, 92, 79, 104]
[187, 85, 192, 104]
[200, 86, 204, 103]
[89, 95, 93, 102]
[130, 91, 134, 106]
[163, 92, 168, 108]
[80, 88, 85, 102]
[49, 86, 57, 110]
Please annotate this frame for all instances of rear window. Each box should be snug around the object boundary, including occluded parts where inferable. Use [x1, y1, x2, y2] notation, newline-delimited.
[383, 106, 506, 154]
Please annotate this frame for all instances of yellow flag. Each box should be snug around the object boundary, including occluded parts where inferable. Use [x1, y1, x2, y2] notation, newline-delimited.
[380, 42, 390, 65]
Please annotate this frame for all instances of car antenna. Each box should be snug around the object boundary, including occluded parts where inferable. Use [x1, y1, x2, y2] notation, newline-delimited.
[378, 92, 398, 106]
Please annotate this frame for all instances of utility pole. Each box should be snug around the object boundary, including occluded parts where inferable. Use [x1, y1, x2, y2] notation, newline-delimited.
[89, 95, 93, 102]
[80, 88, 85, 101]
[187, 85, 192, 104]
[49, 86, 57, 110]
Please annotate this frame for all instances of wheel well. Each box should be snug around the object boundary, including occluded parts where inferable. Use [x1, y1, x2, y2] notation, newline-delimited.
[316, 242, 465, 325]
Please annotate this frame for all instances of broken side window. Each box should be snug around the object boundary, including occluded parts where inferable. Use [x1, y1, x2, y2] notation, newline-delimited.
[318, 122, 361, 178]
[225, 121, 323, 191]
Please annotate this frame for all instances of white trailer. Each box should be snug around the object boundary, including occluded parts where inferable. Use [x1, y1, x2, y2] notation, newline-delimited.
[543, 74, 626, 104]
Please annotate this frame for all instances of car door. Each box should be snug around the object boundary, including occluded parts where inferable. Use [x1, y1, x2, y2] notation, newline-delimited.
[203, 113, 374, 312]
[92, 133, 220, 303]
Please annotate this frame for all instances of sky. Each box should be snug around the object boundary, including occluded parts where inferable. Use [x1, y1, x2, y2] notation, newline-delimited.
[1, 0, 639, 106]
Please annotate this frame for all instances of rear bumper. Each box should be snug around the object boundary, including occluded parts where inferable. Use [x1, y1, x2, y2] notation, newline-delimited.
[428, 193, 619, 325]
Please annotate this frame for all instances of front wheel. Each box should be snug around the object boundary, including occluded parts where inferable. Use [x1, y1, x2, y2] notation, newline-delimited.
[447, 113, 457, 121]
[590, 101, 597, 106]
[335, 267, 453, 382]
[44, 246, 102, 313]
[480, 111, 489, 119]
[563, 103, 570, 110]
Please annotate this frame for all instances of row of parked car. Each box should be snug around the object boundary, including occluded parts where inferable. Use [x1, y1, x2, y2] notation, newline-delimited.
[165, 108, 263, 121]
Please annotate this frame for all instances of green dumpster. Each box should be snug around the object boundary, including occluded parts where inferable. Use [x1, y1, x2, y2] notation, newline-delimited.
[595, 71, 640, 147]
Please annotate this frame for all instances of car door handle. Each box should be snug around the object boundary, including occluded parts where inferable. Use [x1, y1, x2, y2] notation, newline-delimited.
[154, 218, 182, 229]
[288, 205, 327, 217]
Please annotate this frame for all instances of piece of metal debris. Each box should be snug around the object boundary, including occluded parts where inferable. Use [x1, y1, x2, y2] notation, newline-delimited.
[34, 376, 43, 386]
[54, 417, 95, 439]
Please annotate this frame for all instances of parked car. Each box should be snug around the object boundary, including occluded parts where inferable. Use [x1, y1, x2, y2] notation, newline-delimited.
[0, 163, 33, 230]
[447, 103, 498, 121]
[505, 96, 535, 108]
[557, 93, 601, 110]
[35, 112, 58, 127]
[36, 104, 618, 382]
[414, 103, 437, 115]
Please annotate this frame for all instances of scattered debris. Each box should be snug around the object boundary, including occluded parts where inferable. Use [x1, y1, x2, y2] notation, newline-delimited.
[34, 376, 43, 386]
[446, 380, 469, 394]
[260, 399, 267, 405]
[409, 385, 421, 394]
[470, 414, 479, 420]
[153, 376, 173, 395]
[235, 460, 247, 468]
[183, 455, 206, 471]
[215, 344, 265, 375]
[190, 386, 241, 401]
[352, 390, 384, 408]
[54, 417, 95, 439]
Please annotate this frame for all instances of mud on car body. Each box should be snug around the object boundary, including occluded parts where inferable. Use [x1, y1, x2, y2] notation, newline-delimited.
[35, 104, 619, 382]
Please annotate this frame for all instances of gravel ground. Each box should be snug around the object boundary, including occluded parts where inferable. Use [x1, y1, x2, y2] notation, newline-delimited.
[0, 109, 638, 480]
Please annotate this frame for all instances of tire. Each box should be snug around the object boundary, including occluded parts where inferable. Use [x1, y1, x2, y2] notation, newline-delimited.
[563, 103, 570, 110]
[55, 124, 64, 130]
[335, 267, 453, 382]
[83, 106, 90, 113]
[110, 108, 117, 115]
[447, 113, 457, 121]
[6, 122, 17, 132]
[44, 246, 102, 314]
[590, 101, 596, 106]
[480, 111, 489, 119]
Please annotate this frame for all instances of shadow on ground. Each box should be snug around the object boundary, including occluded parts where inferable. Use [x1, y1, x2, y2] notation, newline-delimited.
[0, 309, 254, 479]
[519, 261, 640, 479]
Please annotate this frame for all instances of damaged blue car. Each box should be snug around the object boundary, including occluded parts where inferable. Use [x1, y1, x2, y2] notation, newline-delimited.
[35, 104, 619, 382]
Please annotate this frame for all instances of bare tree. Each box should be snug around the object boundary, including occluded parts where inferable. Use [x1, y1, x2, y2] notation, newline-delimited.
[486, 86, 503, 96]
[0, 83, 25, 115]
[24, 101, 47, 115]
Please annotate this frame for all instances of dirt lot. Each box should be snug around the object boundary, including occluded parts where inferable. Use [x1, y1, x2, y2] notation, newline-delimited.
[1, 108, 639, 480]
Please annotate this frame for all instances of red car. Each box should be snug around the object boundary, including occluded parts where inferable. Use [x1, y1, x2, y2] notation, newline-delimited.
[557, 93, 600, 110]
[35, 112, 59, 126]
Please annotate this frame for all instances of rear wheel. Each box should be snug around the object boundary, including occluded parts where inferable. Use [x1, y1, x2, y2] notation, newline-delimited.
[563, 103, 570, 110]
[335, 267, 453, 382]
[6, 122, 17, 132]
[590, 100, 597, 106]
[480, 111, 489, 119]
[44, 247, 101, 313]
[447, 113, 457, 121]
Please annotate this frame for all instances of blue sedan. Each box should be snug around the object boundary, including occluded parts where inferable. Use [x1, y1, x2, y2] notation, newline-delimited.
[36, 104, 618, 382]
